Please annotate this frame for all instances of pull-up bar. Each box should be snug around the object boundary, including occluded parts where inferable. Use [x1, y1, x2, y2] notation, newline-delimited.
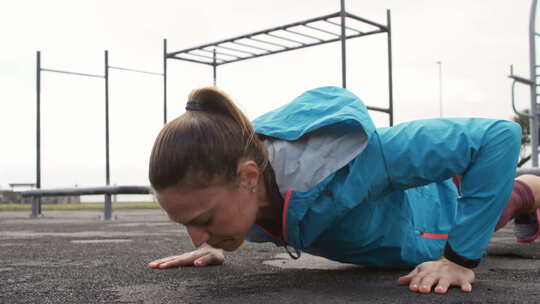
[34, 51, 163, 219]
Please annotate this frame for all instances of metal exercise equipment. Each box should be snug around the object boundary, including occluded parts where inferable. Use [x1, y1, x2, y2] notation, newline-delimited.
[163, 0, 394, 126]
[510, 0, 539, 168]
[33, 51, 163, 219]
[28, 0, 393, 219]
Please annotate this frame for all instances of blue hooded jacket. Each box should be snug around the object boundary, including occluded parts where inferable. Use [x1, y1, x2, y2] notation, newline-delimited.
[249, 86, 521, 268]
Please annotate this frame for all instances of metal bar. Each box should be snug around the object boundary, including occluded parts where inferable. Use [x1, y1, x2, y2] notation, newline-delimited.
[109, 66, 163, 76]
[215, 45, 258, 56]
[213, 49, 217, 86]
[168, 56, 215, 65]
[366, 105, 390, 113]
[229, 41, 273, 53]
[105, 50, 110, 189]
[104, 51, 111, 220]
[104, 193, 112, 220]
[518, 154, 532, 168]
[536, 32, 540, 37]
[41, 68, 104, 78]
[283, 29, 325, 42]
[22, 186, 151, 197]
[185, 52, 227, 62]
[517, 167, 540, 176]
[302, 24, 341, 37]
[31, 197, 39, 218]
[340, 0, 347, 88]
[387, 10, 394, 126]
[509, 67, 531, 118]
[247, 37, 290, 49]
[214, 30, 385, 66]
[265, 33, 305, 45]
[324, 19, 363, 34]
[346, 12, 388, 30]
[530, 0, 539, 167]
[166, 12, 341, 56]
[34, 51, 41, 218]
[198, 48, 242, 59]
[509, 74, 534, 85]
[163, 39, 168, 125]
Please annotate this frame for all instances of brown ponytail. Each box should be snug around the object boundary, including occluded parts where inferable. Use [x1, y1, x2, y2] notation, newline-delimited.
[149, 87, 268, 191]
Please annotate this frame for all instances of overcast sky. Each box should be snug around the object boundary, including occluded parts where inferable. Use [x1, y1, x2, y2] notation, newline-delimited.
[0, 0, 536, 191]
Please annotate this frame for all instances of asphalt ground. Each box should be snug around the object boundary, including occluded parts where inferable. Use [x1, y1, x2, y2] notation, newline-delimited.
[1, 209, 540, 304]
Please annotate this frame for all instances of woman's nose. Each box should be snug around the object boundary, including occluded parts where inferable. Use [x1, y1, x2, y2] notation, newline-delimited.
[186, 226, 210, 247]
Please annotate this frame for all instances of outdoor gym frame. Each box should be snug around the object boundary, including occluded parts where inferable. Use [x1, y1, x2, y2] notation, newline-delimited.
[24, 0, 394, 220]
[163, 0, 394, 125]
[510, 0, 540, 168]
[28, 51, 161, 219]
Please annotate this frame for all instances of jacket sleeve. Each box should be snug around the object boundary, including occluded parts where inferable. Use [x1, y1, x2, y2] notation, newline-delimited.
[378, 118, 521, 266]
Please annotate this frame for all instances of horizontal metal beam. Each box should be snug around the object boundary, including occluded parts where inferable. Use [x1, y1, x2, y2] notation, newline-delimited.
[183, 52, 227, 62]
[324, 19, 363, 34]
[229, 41, 273, 53]
[346, 12, 388, 30]
[509, 74, 534, 85]
[167, 56, 215, 65]
[302, 24, 342, 37]
[265, 33, 306, 46]
[214, 45, 258, 56]
[109, 66, 164, 76]
[517, 167, 540, 176]
[42, 68, 104, 78]
[284, 28, 325, 42]
[22, 185, 151, 197]
[366, 105, 391, 113]
[248, 36, 291, 49]
[198, 48, 242, 59]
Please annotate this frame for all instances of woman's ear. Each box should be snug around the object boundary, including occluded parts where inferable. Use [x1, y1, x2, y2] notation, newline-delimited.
[237, 160, 260, 191]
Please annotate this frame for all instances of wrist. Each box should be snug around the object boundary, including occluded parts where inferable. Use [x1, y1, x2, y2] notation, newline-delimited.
[444, 243, 481, 269]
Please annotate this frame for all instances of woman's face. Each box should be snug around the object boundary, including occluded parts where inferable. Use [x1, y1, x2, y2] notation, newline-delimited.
[156, 183, 259, 251]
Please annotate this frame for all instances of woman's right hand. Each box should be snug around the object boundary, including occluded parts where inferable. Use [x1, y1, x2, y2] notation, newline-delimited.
[147, 243, 225, 269]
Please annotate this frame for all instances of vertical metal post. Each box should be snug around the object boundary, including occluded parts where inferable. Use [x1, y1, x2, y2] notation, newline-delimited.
[386, 10, 394, 126]
[33, 51, 42, 217]
[213, 49, 217, 86]
[340, 0, 347, 88]
[163, 39, 168, 125]
[437, 61, 443, 117]
[104, 50, 112, 220]
[530, 0, 539, 167]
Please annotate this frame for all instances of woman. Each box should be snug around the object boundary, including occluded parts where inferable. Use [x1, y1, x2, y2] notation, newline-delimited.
[147, 86, 540, 294]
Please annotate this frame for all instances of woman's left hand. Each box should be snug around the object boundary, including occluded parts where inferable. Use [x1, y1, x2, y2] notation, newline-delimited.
[397, 257, 475, 294]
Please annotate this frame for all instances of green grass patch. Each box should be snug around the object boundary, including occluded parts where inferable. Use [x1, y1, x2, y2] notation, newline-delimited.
[0, 203, 160, 212]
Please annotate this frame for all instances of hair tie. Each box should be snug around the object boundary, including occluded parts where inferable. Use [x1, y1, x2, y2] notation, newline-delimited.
[186, 100, 203, 111]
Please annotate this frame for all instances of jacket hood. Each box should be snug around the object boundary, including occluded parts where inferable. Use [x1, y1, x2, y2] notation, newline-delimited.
[253, 86, 375, 140]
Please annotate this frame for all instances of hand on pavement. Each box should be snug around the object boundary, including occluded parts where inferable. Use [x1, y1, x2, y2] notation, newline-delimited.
[398, 257, 475, 294]
[148, 243, 224, 269]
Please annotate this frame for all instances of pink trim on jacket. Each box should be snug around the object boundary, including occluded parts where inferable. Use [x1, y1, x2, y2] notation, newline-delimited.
[282, 189, 294, 243]
[419, 232, 448, 239]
